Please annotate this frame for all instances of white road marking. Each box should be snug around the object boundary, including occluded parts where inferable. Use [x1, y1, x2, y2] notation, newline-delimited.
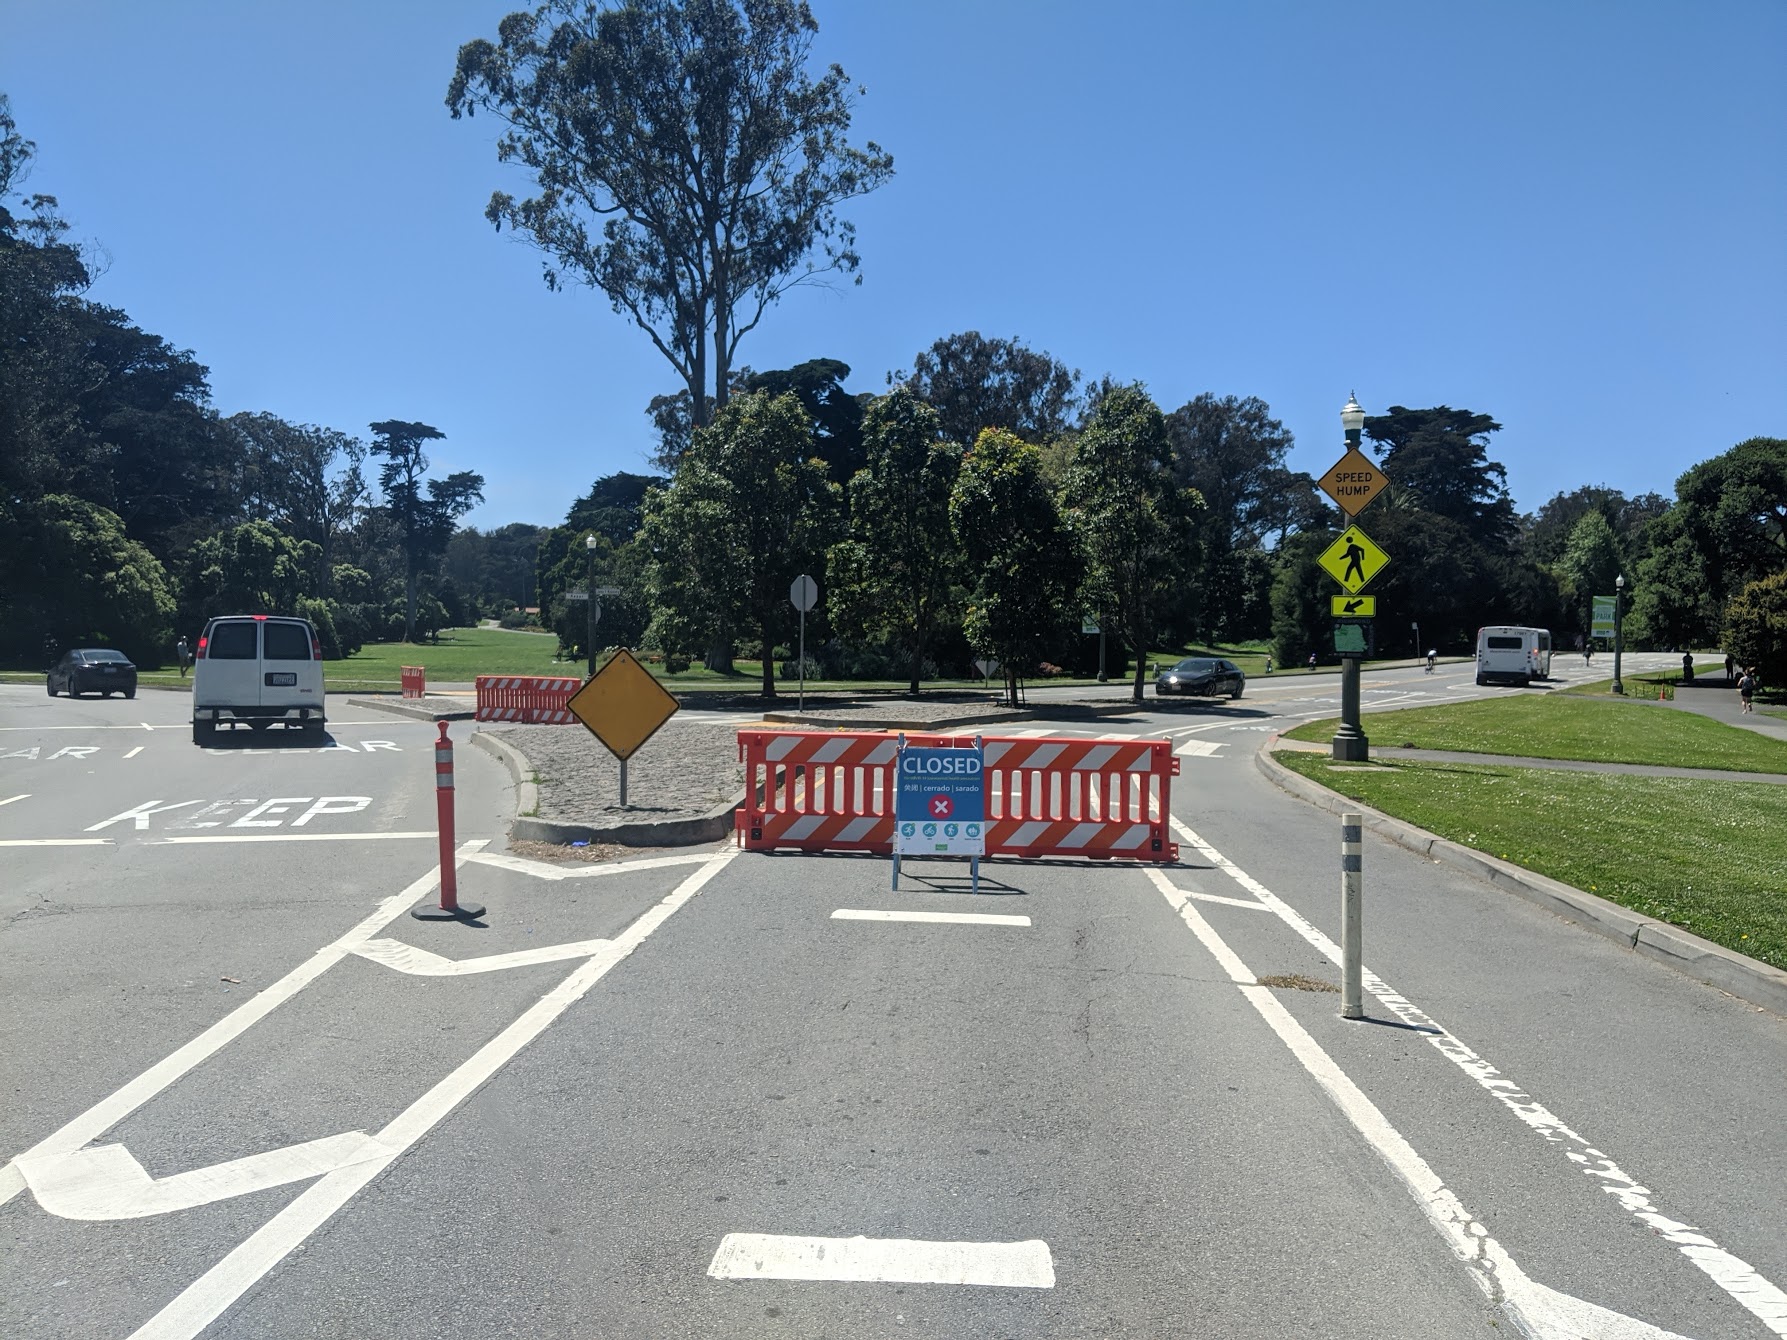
[230, 798, 312, 828]
[156, 832, 435, 844]
[1183, 889, 1270, 911]
[86, 799, 206, 831]
[20, 1133, 375, 1221]
[126, 849, 737, 1340]
[1174, 739, 1223, 757]
[831, 909, 1031, 927]
[707, 1234, 1054, 1288]
[462, 849, 722, 880]
[48, 746, 100, 759]
[351, 936, 613, 976]
[1168, 817, 1787, 1336]
[140, 722, 154, 731]
[290, 796, 370, 826]
[0, 845, 488, 1213]
[124, 747, 143, 759]
[3, 746, 40, 759]
[0, 793, 26, 806]
[1148, 868, 1692, 1340]
[0, 838, 113, 847]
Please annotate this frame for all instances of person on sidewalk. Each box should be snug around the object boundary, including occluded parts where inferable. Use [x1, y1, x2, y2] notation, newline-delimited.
[1682, 652, 1695, 684]
[1738, 667, 1756, 713]
[176, 635, 190, 678]
[1726, 652, 1737, 682]
[1307, 652, 1318, 672]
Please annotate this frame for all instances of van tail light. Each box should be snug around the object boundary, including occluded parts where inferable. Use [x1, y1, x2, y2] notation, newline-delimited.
[311, 632, 323, 661]
[197, 636, 209, 658]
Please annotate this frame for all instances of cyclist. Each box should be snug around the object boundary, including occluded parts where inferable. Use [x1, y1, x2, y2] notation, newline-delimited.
[1425, 648, 1437, 674]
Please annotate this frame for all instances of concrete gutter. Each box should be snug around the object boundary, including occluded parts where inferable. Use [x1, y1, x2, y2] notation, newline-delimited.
[1255, 742, 1787, 1020]
[468, 728, 735, 848]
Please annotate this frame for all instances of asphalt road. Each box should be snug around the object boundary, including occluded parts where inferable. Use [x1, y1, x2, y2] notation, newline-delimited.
[3, 657, 1784, 1340]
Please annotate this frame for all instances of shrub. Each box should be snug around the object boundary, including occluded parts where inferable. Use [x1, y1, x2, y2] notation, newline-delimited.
[779, 655, 822, 681]
[665, 655, 691, 673]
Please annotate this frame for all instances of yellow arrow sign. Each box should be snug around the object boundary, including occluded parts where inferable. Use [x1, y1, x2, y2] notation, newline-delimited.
[567, 647, 680, 761]
[1331, 595, 1376, 618]
[1318, 524, 1390, 595]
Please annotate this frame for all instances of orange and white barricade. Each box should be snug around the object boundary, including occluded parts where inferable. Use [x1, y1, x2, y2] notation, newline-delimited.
[735, 729, 1178, 863]
[400, 665, 426, 699]
[474, 675, 581, 724]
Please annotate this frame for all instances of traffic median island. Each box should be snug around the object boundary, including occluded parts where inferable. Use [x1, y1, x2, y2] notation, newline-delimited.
[1283, 692, 1787, 774]
[1260, 746, 1787, 1014]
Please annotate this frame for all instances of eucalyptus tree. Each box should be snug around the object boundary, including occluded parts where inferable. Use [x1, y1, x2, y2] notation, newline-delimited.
[449, 0, 893, 432]
[1059, 387, 1203, 702]
[826, 388, 962, 693]
[897, 331, 1080, 449]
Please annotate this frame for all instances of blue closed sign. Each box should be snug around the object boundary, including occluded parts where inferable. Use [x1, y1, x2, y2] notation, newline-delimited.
[895, 745, 986, 855]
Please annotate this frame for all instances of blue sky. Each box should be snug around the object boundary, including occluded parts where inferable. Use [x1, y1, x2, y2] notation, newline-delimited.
[4, 0, 1783, 531]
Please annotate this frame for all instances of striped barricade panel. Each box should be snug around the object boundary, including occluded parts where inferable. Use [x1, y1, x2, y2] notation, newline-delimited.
[476, 675, 585, 723]
[734, 730, 1177, 862]
[400, 666, 426, 699]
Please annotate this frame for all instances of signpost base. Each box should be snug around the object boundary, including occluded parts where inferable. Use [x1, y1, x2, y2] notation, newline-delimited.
[1331, 654, 1370, 762]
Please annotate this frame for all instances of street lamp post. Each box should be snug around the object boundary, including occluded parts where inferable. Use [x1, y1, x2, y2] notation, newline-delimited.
[1612, 573, 1625, 696]
[1331, 394, 1370, 763]
[584, 532, 598, 681]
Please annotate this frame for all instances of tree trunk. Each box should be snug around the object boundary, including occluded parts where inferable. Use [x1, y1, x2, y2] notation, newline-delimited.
[704, 631, 732, 674]
[908, 642, 922, 696]
[760, 617, 776, 699]
[404, 565, 417, 644]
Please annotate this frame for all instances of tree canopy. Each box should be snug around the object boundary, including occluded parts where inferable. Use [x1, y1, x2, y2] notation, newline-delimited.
[448, 0, 893, 431]
[897, 332, 1081, 449]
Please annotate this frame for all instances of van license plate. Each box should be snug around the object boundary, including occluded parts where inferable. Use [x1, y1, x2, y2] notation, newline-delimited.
[265, 672, 297, 687]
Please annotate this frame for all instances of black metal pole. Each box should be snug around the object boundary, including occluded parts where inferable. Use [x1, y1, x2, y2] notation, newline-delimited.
[1612, 581, 1624, 695]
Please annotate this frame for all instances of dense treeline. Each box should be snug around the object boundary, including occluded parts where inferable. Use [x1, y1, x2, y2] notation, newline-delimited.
[5, 88, 1781, 694]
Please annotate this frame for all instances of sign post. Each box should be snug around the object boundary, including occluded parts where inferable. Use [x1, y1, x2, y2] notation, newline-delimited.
[892, 736, 986, 895]
[1320, 395, 1391, 763]
[790, 574, 818, 712]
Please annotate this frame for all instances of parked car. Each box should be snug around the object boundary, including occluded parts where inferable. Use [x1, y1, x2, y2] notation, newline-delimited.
[47, 648, 138, 699]
[192, 614, 326, 743]
[1155, 656, 1245, 698]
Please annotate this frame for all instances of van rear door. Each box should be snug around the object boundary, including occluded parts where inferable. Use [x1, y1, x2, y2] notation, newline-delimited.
[200, 618, 262, 708]
[262, 618, 323, 713]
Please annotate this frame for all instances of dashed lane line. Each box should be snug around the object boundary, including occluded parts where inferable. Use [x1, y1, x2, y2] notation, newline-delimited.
[831, 908, 1031, 927]
[708, 1234, 1054, 1288]
[155, 832, 435, 844]
[0, 793, 28, 806]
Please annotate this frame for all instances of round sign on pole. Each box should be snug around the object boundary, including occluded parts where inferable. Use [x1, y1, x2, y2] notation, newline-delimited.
[790, 573, 818, 612]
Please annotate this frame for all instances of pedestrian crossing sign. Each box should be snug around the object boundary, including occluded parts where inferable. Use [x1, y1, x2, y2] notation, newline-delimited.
[1317, 524, 1390, 595]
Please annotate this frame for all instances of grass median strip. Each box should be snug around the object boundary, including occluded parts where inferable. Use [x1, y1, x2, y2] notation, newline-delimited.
[1284, 693, 1787, 774]
[1272, 751, 1787, 972]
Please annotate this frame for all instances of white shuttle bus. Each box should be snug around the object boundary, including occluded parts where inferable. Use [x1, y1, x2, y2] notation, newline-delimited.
[1476, 626, 1552, 686]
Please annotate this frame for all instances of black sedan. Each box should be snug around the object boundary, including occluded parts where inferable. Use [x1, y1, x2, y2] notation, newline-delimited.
[1155, 656, 1245, 698]
[47, 648, 138, 699]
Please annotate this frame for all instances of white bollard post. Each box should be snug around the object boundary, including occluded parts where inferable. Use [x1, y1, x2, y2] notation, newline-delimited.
[1341, 811, 1363, 1018]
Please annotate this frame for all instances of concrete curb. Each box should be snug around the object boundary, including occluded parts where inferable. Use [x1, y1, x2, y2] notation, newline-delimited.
[470, 728, 735, 848]
[345, 695, 476, 722]
[1254, 743, 1787, 1019]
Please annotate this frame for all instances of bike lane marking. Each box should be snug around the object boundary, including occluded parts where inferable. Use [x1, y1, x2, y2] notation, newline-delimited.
[125, 848, 738, 1340]
[1165, 815, 1787, 1337]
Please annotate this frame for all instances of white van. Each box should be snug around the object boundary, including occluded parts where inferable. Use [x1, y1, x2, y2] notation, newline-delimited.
[1476, 626, 1552, 687]
[192, 614, 326, 743]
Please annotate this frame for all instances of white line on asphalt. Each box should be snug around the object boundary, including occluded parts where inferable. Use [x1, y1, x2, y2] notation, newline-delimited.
[0, 793, 27, 806]
[0, 842, 487, 1214]
[1183, 889, 1270, 911]
[154, 832, 435, 844]
[1147, 868, 1692, 1340]
[461, 849, 717, 880]
[141, 722, 154, 731]
[351, 936, 614, 976]
[1174, 739, 1223, 757]
[1167, 816, 1787, 1336]
[0, 838, 113, 847]
[123, 747, 143, 758]
[707, 1234, 1055, 1288]
[126, 849, 738, 1340]
[831, 909, 1031, 927]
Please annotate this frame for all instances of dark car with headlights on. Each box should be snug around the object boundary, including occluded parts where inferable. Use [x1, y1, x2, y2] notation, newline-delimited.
[47, 648, 138, 699]
[1155, 656, 1245, 699]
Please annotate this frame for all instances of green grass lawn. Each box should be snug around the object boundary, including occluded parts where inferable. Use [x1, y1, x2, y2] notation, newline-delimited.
[1283, 693, 1787, 774]
[1273, 752, 1787, 972]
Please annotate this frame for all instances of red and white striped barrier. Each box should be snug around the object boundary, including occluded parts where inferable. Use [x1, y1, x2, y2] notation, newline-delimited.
[474, 675, 582, 724]
[736, 729, 1178, 862]
[400, 665, 426, 699]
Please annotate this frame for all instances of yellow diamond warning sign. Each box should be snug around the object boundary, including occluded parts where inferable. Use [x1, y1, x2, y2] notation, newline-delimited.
[567, 648, 680, 761]
[1317, 448, 1388, 516]
[1318, 524, 1390, 595]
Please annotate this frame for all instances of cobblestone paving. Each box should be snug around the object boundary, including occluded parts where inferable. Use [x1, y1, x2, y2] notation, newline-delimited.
[489, 720, 746, 822]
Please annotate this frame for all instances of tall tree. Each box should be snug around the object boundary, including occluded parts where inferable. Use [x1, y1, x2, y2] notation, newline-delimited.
[1060, 387, 1202, 702]
[949, 428, 1082, 706]
[826, 388, 962, 693]
[746, 358, 864, 483]
[897, 332, 1080, 449]
[449, 0, 893, 432]
[1364, 406, 1516, 544]
[1553, 510, 1625, 643]
[640, 390, 839, 696]
[7, 495, 175, 666]
[369, 420, 485, 641]
[226, 412, 367, 585]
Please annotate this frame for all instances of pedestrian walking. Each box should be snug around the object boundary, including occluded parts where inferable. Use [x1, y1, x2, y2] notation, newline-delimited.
[176, 635, 190, 678]
[1263, 655, 1273, 675]
[1738, 667, 1756, 713]
[1682, 652, 1695, 684]
[1726, 653, 1737, 682]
